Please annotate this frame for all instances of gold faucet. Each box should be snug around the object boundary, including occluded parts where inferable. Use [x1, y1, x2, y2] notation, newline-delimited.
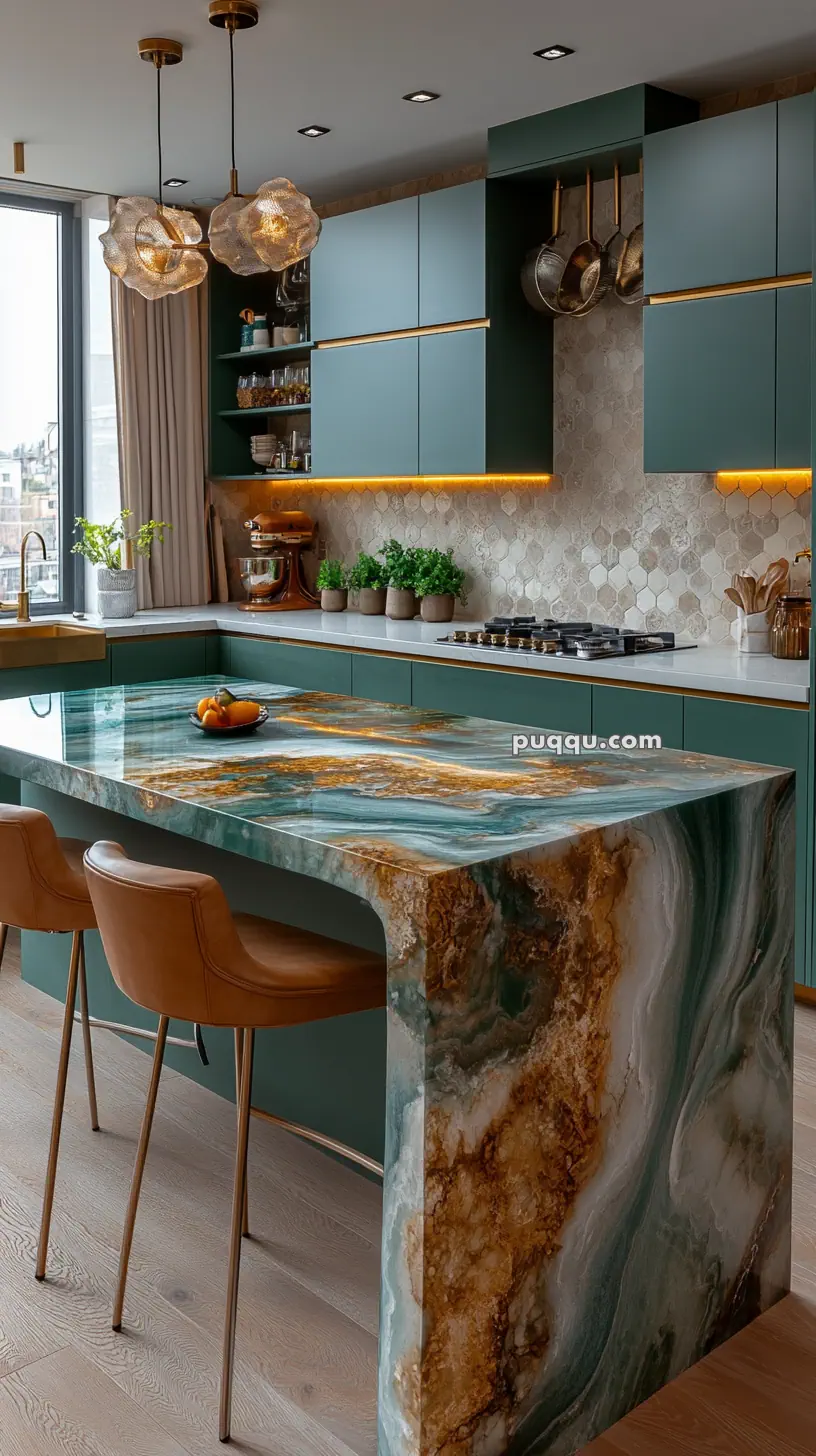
[0, 531, 49, 621]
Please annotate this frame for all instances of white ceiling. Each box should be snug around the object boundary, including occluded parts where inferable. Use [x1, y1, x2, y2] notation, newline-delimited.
[2, 0, 816, 207]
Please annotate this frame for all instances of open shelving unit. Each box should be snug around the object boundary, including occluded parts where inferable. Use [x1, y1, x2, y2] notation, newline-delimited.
[209, 261, 312, 480]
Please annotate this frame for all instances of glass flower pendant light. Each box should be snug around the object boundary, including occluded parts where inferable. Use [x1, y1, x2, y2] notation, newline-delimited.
[100, 39, 207, 300]
[207, 0, 321, 274]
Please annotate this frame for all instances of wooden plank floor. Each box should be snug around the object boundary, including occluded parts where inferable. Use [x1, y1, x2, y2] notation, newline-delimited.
[0, 930, 815, 1454]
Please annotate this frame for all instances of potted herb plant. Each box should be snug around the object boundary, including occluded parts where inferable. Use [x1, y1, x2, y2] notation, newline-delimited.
[380, 539, 419, 621]
[348, 551, 389, 614]
[72, 509, 171, 619]
[316, 558, 349, 612]
[414, 547, 467, 623]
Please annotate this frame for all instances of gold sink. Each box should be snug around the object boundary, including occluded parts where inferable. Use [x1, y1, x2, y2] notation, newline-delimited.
[0, 622, 107, 672]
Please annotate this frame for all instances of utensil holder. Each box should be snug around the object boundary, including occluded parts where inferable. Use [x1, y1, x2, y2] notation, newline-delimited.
[736, 608, 770, 654]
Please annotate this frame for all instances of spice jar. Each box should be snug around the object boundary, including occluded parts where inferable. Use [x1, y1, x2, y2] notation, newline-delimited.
[770, 595, 811, 660]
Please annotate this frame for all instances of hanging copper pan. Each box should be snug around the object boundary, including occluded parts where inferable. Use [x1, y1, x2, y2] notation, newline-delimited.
[520, 179, 567, 315]
[556, 169, 614, 316]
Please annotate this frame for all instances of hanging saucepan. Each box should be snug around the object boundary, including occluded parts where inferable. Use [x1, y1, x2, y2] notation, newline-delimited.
[557, 169, 614, 316]
[520, 179, 567, 315]
[615, 156, 644, 305]
[604, 163, 626, 280]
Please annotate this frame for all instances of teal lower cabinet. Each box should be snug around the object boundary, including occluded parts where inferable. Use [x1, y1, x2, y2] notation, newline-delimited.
[411, 661, 592, 731]
[224, 635, 352, 695]
[643, 292, 777, 472]
[683, 695, 810, 984]
[591, 684, 684, 749]
[351, 652, 412, 706]
[0, 658, 110, 702]
[110, 635, 208, 686]
[311, 338, 419, 478]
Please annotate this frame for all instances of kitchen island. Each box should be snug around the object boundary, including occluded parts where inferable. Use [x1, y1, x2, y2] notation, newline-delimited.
[0, 677, 795, 1456]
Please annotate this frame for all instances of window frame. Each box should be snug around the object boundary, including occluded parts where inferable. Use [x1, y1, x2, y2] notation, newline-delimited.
[0, 190, 83, 615]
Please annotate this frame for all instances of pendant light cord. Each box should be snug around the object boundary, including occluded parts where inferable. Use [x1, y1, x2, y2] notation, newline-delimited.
[229, 26, 237, 190]
[156, 61, 164, 209]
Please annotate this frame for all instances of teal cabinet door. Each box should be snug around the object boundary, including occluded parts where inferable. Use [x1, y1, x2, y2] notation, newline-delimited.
[778, 93, 814, 277]
[310, 199, 418, 341]
[643, 293, 777, 472]
[110, 636, 207, 686]
[776, 284, 812, 468]
[419, 329, 486, 475]
[419, 183, 486, 327]
[0, 658, 110, 702]
[683, 696, 809, 984]
[411, 661, 591, 732]
[591, 684, 683, 749]
[351, 653, 412, 706]
[311, 338, 419, 477]
[644, 104, 777, 293]
[225, 636, 352, 695]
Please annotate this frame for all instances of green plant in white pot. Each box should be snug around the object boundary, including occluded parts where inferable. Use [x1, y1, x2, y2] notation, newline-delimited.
[72, 510, 171, 619]
[380, 539, 420, 620]
[316, 558, 349, 612]
[414, 547, 467, 623]
[348, 551, 389, 614]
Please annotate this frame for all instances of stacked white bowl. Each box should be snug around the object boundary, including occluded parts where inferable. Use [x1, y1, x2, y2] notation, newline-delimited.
[250, 433, 277, 469]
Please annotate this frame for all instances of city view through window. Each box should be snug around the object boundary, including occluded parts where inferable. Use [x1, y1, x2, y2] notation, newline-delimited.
[0, 204, 62, 607]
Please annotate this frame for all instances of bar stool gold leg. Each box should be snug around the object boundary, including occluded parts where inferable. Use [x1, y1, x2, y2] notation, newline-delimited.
[233, 1029, 249, 1238]
[77, 933, 99, 1133]
[0, 922, 8, 971]
[112, 1014, 169, 1331]
[36, 928, 82, 1280]
[220, 1026, 254, 1444]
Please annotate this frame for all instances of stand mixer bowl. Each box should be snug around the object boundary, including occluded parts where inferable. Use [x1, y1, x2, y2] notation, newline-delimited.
[238, 556, 286, 604]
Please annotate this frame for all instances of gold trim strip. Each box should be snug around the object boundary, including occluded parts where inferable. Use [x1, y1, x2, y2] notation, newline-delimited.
[648, 273, 811, 305]
[315, 317, 490, 349]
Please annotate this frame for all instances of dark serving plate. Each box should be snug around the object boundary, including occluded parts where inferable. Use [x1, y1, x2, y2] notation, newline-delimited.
[189, 705, 269, 736]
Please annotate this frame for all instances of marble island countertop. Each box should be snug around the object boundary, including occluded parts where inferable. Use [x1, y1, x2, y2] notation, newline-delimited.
[20, 603, 811, 704]
[0, 678, 794, 1454]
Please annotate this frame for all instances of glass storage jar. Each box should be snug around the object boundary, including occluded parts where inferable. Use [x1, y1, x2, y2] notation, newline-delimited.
[770, 595, 811, 659]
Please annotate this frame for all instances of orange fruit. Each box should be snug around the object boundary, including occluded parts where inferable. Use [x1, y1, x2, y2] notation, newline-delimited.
[201, 708, 227, 729]
[197, 697, 214, 721]
[226, 699, 261, 727]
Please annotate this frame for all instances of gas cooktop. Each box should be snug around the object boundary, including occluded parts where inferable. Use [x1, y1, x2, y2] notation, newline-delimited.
[438, 617, 697, 660]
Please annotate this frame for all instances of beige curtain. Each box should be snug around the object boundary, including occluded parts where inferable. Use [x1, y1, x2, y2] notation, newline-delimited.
[112, 276, 210, 608]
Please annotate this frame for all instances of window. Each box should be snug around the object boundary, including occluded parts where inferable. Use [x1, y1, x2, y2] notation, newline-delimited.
[0, 193, 81, 612]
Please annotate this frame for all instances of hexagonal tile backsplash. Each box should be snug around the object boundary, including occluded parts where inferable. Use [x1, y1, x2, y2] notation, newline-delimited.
[212, 177, 811, 642]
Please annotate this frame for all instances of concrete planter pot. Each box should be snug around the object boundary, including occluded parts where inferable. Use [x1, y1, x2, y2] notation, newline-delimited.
[97, 566, 137, 620]
[386, 587, 417, 620]
[358, 586, 387, 615]
[420, 593, 456, 623]
[320, 588, 348, 613]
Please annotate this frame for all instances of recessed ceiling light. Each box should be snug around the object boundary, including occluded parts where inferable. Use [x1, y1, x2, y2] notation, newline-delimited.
[298, 125, 331, 137]
[164, 177, 188, 187]
[534, 45, 574, 60]
[403, 90, 440, 103]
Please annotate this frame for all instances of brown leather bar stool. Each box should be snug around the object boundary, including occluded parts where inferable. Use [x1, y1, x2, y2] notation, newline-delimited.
[0, 804, 100, 1280]
[83, 840, 386, 1444]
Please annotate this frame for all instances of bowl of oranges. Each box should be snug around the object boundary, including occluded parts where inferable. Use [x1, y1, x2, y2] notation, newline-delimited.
[191, 688, 268, 736]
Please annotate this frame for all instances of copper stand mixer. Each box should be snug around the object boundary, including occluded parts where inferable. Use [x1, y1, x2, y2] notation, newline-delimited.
[238, 510, 319, 611]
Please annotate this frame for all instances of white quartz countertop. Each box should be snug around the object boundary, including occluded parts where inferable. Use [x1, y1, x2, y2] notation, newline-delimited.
[23, 603, 809, 705]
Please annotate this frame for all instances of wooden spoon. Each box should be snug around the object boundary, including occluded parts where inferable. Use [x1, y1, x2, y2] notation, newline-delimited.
[755, 558, 789, 613]
[724, 586, 744, 610]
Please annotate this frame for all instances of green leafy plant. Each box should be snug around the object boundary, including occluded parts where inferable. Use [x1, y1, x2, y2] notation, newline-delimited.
[413, 547, 467, 603]
[379, 538, 420, 590]
[72, 509, 171, 570]
[316, 558, 348, 591]
[348, 551, 388, 592]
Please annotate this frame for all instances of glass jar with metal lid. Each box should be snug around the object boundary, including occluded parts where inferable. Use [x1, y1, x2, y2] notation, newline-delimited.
[770, 595, 811, 660]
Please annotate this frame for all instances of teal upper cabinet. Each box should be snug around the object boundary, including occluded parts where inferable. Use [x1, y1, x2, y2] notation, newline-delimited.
[419, 183, 486, 326]
[311, 338, 419, 477]
[778, 93, 814, 277]
[488, 84, 697, 177]
[644, 292, 777, 471]
[419, 329, 486, 475]
[776, 284, 812, 467]
[310, 198, 419, 340]
[644, 104, 778, 293]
